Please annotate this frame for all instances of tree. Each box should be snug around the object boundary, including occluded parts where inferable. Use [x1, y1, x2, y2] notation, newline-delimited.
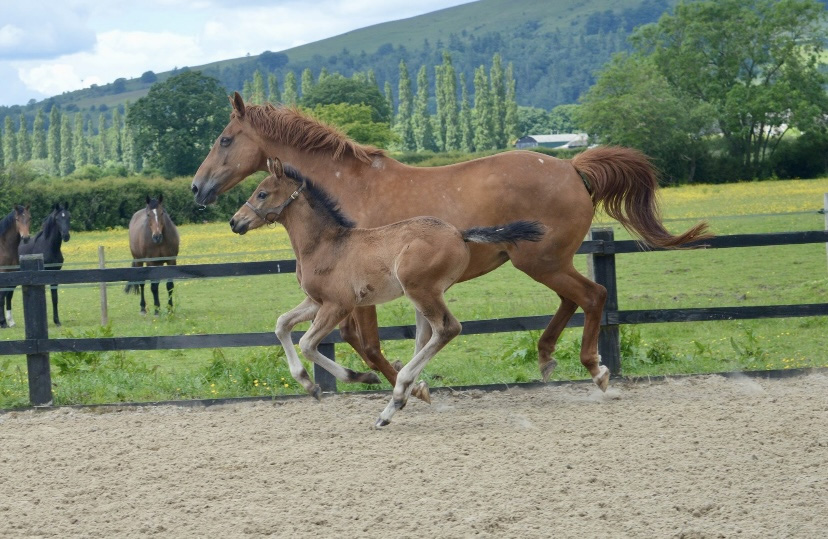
[503, 63, 519, 146]
[140, 71, 158, 84]
[73, 114, 88, 168]
[548, 104, 581, 133]
[251, 70, 266, 105]
[394, 60, 416, 151]
[436, 52, 460, 151]
[97, 113, 108, 165]
[127, 71, 230, 177]
[459, 73, 474, 152]
[473, 65, 495, 151]
[16, 114, 30, 162]
[578, 53, 714, 181]
[300, 74, 391, 123]
[3, 116, 16, 166]
[310, 103, 396, 148]
[32, 109, 47, 159]
[267, 73, 281, 103]
[282, 71, 299, 105]
[631, 0, 828, 178]
[413, 65, 437, 152]
[109, 108, 123, 164]
[59, 114, 74, 176]
[300, 68, 315, 98]
[384, 81, 394, 128]
[47, 107, 60, 174]
[490, 53, 506, 148]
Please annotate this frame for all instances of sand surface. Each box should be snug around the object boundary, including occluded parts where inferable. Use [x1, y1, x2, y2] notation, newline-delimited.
[1, 372, 827, 538]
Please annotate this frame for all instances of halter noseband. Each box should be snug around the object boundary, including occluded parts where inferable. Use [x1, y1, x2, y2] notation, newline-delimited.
[244, 180, 306, 224]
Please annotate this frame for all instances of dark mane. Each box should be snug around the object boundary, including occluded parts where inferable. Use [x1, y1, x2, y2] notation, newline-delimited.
[241, 104, 386, 164]
[31, 211, 56, 243]
[282, 164, 355, 229]
[0, 210, 15, 237]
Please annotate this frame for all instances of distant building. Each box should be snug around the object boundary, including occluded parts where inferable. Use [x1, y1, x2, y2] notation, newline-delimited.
[515, 133, 588, 150]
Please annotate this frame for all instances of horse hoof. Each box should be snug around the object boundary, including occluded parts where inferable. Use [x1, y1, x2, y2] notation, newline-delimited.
[363, 372, 381, 385]
[375, 417, 391, 428]
[392, 360, 404, 371]
[310, 384, 322, 401]
[411, 381, 431, 404]
[593, 365, 610, 392]
[540, 358, 558, 382]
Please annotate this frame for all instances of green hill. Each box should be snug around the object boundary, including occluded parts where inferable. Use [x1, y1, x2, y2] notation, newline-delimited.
[1, 0, 680, 124]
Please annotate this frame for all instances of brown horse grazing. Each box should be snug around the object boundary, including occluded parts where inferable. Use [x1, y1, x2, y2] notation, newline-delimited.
[125, 195, 180, 315]
[194, 92, 712, 394]
[230, 157, 544, 425]
[0, 205, 31, 328]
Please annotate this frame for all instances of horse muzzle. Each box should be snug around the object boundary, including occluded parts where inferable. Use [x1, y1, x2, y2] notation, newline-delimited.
[229, 217, 249, 235]
[151, 234, 163, 244]
[20, 236, 30, 244]
[192, 179, 218, 206]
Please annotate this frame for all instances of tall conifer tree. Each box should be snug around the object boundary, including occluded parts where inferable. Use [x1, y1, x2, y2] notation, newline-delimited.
[282, 71, 299, 105]
[16, 114, 30, 162]
[490, 53, 506, 148]
[300, 68, 314, 98]
[473, 66, 495, 151]
[3, 116, 16, 166]
[73, 114, 88, 168]
[59, 114, 74, 176]
[47, 107, 61, 174]
[251, 70, 266, 104]
[504, 63, 519, 146]
[267, 73, 281, 103]
[459, 73, 474, 152]
[394, 60, 416, 151]
[413, 65, 436, 152]
[32, 108, 47, 159]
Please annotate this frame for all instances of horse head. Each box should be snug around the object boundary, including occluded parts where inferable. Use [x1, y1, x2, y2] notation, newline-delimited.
[53, 203, 70, 242]
[14, 204, 31, 244]
[191, 92, 267, 206]
[145, 195, 166, 244]
[230, 157, 300, 235]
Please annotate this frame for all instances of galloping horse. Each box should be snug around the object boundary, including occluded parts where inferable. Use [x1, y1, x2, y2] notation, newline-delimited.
[193, 93, 711, 394]
[0, 204, 31, 328]
[231, 157, 544, 425]
[125, 195, 180, 315]
[19, 203, 71, 327]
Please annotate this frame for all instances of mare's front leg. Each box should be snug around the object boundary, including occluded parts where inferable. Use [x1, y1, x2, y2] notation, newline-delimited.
[150, 282, 161, 315]
[0, 291, 7, 328]
[299, 304, 381, 388]
[50, 285, 60, 326]
[4, 288, 14, 327]
[275, 297, 323, 399]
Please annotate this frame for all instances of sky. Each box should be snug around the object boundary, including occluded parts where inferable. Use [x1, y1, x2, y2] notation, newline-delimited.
[0, 0, 474, 107]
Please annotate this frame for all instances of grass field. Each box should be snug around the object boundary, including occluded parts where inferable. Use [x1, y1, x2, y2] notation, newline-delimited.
[1, 177, 827, 407]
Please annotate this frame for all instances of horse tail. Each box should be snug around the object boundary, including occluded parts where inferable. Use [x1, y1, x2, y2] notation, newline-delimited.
[462, 221, 545, 245]
[124, 283, 141, 294]
[571, 146, 713, 249]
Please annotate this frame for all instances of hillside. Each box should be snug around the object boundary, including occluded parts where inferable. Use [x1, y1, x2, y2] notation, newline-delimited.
[1, 0, 680, 124]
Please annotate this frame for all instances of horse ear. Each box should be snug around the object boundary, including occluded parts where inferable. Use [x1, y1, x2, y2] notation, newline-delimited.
[146, 195, 151, 204]
[232, 91, 245, 117]
[268, 157, 283, 177]
[158, 193, 163, 203]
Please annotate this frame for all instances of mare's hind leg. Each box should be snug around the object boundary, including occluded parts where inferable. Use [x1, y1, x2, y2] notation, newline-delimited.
[376, 292, 461, 427]
[275, 297, 323, 399]
[298, 304, 381, 387]
[166, 281, 174, 310]
[50, 285, 61, 327]
[524, 266, 609, 391]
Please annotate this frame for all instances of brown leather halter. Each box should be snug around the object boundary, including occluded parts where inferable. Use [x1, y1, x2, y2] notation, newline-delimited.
[244, 180, 306, 224]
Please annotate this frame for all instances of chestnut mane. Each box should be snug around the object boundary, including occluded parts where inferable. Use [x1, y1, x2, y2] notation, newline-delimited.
[239, 104, 386, 164]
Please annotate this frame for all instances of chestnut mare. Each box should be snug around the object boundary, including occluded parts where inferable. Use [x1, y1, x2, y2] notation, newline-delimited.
[230, 157, 544, 425]
[193, 92, 711, 395]
[0, 205, 31, 328]
[125, 195, 180, 315]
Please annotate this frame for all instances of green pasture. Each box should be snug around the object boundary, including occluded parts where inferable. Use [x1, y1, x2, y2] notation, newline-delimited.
[1, 177, 827, 408]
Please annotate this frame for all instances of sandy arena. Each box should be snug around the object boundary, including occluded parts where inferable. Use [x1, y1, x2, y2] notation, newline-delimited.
[1, 372, 827, 538]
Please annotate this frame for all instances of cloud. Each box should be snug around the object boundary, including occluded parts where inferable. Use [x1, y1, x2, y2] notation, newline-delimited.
[0, 2, 96, 60]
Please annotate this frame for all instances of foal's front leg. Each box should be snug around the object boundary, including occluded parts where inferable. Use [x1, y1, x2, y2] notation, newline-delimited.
[275, 297, 323, 399]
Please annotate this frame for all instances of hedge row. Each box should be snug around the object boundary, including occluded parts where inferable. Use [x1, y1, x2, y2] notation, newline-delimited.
[1, 174, 264, 232]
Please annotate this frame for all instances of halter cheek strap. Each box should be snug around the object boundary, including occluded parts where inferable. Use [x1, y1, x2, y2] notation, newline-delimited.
[245, 180, 306, 224]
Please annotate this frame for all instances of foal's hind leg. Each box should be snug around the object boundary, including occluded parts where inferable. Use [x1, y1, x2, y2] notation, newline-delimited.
[537, 295, 578, 381]
[298, 304, 382, 387]
[376, 292, 461, 427]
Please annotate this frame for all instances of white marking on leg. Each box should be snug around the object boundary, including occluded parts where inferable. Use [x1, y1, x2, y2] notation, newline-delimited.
[5, 310, 14, 327]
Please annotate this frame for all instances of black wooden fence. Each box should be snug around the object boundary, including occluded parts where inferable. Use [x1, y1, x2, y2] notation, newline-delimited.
[2, 227, 827, 406]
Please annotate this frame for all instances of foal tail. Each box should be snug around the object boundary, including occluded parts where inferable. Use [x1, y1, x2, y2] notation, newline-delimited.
[571, 146, 713, 249]
[124, 283, 141, 294]
[462, 221, 545, 245]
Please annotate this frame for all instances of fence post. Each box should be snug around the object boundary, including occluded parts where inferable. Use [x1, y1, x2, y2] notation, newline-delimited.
[98, 246, 109, 326]
[587, 227, 622, 376]
[315, 343, 337, 393]
[21, 254, 52, 406]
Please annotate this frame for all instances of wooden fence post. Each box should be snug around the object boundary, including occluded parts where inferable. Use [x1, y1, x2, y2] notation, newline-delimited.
[21, 254, 52, 406]
[315, 343, 337, 393]
[587, 227, 622, 376]
[98, 246, 109, 326]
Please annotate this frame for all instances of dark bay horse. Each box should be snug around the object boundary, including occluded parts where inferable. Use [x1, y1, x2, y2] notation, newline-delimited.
[0, 205, 31, 328]
[231, 157, 544, 425]
[193, 92, 712, 393]
[18, 203, 71, 327]
[125, 195, 180, 315]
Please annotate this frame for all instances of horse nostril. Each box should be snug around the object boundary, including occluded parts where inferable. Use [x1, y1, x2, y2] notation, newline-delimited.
[229, 218, 236, 228]
[191, 184, 198, 194]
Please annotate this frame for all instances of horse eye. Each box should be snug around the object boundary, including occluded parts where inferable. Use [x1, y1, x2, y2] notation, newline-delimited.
[220, 136, 232, 147]
[256, 191, 267, 199]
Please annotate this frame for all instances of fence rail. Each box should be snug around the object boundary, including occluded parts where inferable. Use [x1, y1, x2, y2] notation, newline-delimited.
[2, 228, 827, 406]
